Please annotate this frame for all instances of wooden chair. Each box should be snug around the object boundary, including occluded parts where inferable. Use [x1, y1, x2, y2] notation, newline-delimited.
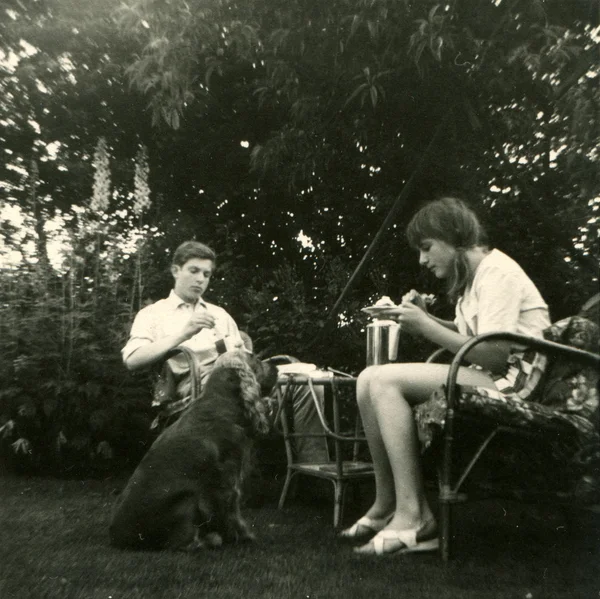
[418, 305, 600, 561]
[150, 346, 204, 431]
[275, 368, 374, 527]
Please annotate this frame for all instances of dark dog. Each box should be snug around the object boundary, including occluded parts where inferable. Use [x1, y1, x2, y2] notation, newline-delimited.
[109, 350, 278, 551]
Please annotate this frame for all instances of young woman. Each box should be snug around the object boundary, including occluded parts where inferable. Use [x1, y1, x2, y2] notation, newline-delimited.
[341, 197, 550, 556]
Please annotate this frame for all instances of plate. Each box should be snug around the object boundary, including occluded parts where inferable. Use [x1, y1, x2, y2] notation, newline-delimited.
[361, 305, 397, 317]
[277, 363, 318, 375]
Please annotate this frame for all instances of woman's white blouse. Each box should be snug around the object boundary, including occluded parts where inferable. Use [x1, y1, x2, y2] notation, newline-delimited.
[455, 249, 550, 340]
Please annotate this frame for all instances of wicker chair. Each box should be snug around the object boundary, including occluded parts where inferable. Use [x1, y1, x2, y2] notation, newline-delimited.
[274, 362, 374, 528]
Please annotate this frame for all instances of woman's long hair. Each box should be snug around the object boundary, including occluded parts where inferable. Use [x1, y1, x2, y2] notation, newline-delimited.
[406, 197, 489, 302]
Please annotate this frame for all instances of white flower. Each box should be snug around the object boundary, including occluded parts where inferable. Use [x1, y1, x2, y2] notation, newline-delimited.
[12, 438, 32, 455]
[91, 137, 111, 213]
[133, 145, 151, 216]
[0, 420, 15, 438]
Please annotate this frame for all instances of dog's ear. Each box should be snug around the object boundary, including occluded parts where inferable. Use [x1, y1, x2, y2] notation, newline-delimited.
[213, 351, 273, 435]
[234, 362, 271, 435]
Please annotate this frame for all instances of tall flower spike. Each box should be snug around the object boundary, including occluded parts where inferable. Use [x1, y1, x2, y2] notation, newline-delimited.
[133, 144, 151, 216]
[91, 137, 111, 213]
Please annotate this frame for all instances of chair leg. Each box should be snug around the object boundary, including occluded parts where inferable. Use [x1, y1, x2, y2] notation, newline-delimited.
[332, 480, 347, 528]
[440, 500, 451, 561]
[278, 469, 296, 510]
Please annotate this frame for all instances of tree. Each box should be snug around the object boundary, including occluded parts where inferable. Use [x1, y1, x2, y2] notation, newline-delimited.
[1, 0, 598, 474]
[0, 0, 162, 474]
[117, 0, 599, 333]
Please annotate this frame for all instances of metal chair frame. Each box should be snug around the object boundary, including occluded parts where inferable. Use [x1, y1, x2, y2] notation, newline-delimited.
[436, 331, 600, 561]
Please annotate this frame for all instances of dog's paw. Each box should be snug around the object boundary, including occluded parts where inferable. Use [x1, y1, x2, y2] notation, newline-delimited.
[205, 532, 223, 548]
[235, 521, 256, 543]
[181, 530, 223, 551]
[239, 530, 256, 543]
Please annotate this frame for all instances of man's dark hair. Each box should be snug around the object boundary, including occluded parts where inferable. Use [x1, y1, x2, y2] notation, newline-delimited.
[172, 241, 217, 267]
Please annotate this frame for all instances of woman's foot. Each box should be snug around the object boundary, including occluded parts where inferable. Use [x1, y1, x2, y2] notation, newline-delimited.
[338, 512, 393, 542]
[353, 519, 438, 556]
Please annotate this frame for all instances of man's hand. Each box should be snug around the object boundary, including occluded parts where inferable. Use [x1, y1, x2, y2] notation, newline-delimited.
[180, 311, 216, 341]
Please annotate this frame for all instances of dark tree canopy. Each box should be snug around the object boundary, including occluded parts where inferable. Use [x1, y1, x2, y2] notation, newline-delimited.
[115, 0, 599, 330]
[1, 0, 599, 360]
[0, 0, 599, 475]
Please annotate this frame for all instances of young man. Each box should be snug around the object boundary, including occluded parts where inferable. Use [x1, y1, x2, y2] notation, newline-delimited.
[122, 241, 328, 462]
[122, 241, 246, 427]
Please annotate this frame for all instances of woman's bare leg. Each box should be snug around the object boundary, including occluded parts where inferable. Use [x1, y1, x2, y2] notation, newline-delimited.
[355, 368, 396, 518]
[356, 363, 497, 534]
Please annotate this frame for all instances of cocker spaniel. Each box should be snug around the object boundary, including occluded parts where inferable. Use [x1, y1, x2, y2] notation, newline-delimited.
[109, 350, 278, 551]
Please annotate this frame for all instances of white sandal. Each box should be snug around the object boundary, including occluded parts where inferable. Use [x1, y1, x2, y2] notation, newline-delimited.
[338, 514, 393, 541]
[353, 525, 439, 555]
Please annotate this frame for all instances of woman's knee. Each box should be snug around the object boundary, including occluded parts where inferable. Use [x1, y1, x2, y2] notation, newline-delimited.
[356, 366, 379, 404]
[366, 363, 412, 393]
[366, 364, 424, 410]
[358, 363, 425, 403]
[358, 366, 379, 383]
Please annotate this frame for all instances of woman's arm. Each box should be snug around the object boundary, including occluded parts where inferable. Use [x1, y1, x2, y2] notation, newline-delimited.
[428, 315, 458, 332]
[383, 303, 510, 373]
[418, 315, 510, 373]
[399, 289, 457, 332]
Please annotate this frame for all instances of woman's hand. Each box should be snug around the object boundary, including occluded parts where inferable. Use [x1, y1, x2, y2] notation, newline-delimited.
[374, 306, 403, 322]
[392, 300, 431, 336]
[375, 301, 429, 336]
[401, 289, 429, 313]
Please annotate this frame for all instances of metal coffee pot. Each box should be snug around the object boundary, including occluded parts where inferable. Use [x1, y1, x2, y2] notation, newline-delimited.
[366, 320, 401, 366]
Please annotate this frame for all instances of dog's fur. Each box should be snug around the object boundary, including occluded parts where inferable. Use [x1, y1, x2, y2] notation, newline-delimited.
[109, 351, 278, 551]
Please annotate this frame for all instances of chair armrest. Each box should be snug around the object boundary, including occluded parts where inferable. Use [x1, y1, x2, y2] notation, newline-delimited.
[163, 346, 203, 402]
[426, 348, 452, 364]
[445, 332, 600, 410]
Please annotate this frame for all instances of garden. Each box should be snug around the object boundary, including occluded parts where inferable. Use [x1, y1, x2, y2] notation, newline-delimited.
[1, 472, 599, 599]
[0, 1, 598, 596]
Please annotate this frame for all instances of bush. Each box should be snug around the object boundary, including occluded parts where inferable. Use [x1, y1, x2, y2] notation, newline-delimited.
[0, 221, 158, 476]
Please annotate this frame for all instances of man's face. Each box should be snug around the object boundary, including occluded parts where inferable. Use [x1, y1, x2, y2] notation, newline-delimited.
[172, 258, 214, 303]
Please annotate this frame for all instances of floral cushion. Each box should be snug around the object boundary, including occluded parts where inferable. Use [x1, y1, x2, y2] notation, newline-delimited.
[415, 385, 582, 446]
[536, 316, 599, 428]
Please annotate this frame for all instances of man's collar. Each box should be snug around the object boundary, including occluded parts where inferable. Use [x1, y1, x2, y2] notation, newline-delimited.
[167, 289, 207, 309]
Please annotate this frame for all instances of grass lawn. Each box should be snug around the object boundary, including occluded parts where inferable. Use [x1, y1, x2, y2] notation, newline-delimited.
[0, 471, 598, 599]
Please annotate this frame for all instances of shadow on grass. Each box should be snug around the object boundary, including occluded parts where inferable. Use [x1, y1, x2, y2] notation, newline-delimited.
[0, 472, 598, 599]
